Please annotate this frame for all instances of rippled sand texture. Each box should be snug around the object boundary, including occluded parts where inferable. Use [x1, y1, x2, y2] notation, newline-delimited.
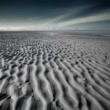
[0, 32, 110, 110]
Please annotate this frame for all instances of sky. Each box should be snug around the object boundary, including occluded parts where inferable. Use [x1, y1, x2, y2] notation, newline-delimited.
[0, 0, 110, 30]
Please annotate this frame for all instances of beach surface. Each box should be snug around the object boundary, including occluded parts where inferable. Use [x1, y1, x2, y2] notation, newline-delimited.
[0, 31, 110, 110]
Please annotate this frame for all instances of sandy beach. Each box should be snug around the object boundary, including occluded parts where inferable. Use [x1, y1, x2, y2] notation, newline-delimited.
[0, 31, 110, 110]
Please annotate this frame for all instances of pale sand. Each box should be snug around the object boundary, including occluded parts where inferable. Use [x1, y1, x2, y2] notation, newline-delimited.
[0, 31, 110, 110]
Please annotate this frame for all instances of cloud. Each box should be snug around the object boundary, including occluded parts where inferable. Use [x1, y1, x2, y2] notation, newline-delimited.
[56, 12, 110, 28]
[26, 8, 110, 30]
[0, 26, 26, 31]
[0, 10, 110, 31]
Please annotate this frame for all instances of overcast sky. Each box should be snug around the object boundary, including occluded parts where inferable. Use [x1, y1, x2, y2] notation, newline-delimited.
[0, 0, 110, 30]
